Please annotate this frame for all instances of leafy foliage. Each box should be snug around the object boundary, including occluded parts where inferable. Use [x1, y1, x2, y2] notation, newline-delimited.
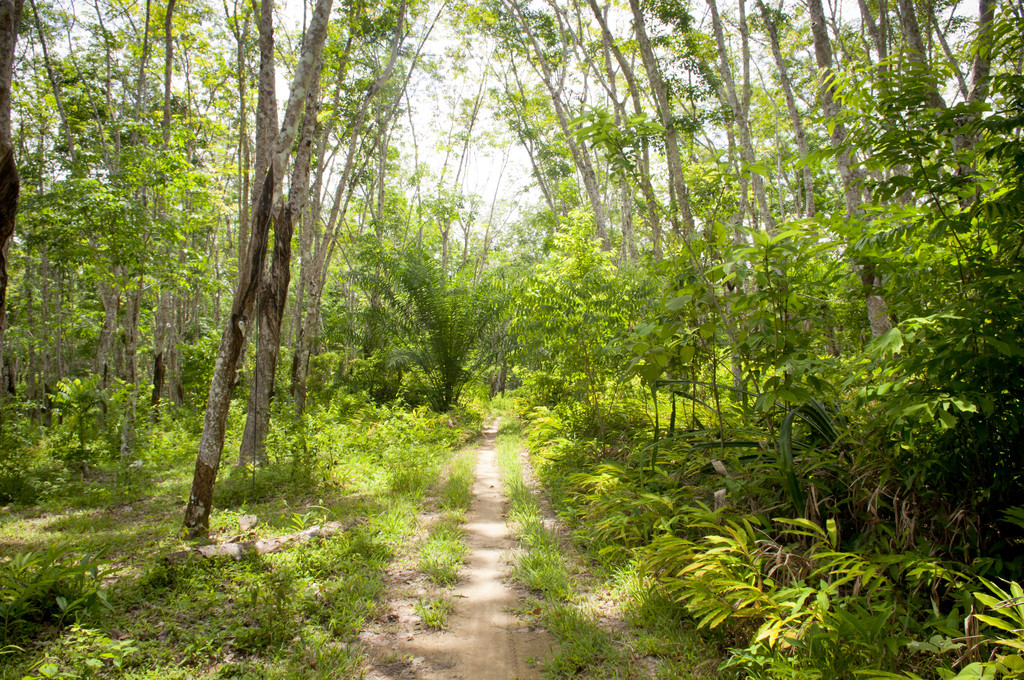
[0, 547, 110, 643]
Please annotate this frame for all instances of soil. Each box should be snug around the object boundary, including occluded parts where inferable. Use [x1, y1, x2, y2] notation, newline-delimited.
[362, 420, 556, 679]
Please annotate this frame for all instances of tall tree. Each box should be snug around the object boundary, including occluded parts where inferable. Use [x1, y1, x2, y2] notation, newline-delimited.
[0, 0, 23, 394]
[807, 0, 892, 337]
[502, 0, 610, 248]
[757, 0, 815, 217]
[290, 3, 409, 414]
[183, 0, 334, 535]
[237, 68, 321, 468]
[627, 0, 696, 236]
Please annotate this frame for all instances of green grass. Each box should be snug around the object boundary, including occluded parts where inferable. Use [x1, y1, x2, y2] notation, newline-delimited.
[0, 401, 478, 679]
[440, 449, 476, 511]
[496, 420, 630, 677]
[417, 448, 476, 586]
[418, 519, 468, 586]
[414, 595, 456, 630]
[494, 414, 720, 679]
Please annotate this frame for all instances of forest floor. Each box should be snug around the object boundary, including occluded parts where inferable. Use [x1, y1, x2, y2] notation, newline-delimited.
[0, 409, 717, 678]
[362, 419, 556, 679]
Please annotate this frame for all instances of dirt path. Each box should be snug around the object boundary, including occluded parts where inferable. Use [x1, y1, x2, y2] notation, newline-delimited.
[363, 420, 555, 679]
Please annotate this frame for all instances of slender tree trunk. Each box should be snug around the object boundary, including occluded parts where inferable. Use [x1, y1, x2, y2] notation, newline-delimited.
[0, 0, 23, 406]
[291, 5, 406, 414]
[237, 70, 320, 468]
[184, 0, 334, 536]
[162, 0, 176, 146]
[895, 0, 945, 108]
[707, 0, 774, 232]
[95, 279, 118, 388]
[584, 0, 661, 256]
[253, 0, 278, 196]
[758, 0, 815, 217]
[151, 289, 170, 414]
[627, 0, 696, 236]
[29, 0, 77, 166]
[225, 0, 252, 262]
[953, 0, 997, 157]
[505, 0, 609, 247]
[235, 0, 282, 467]
[133, 0, 153, 137]
[151, 0, 176, 417]
[119, 281, 143, 460]
[502, 62, 562, 225]
[808, 0, 892, 337]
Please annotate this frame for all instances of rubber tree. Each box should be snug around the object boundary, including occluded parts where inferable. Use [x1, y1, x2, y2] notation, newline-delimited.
[183, 0, 334, 536]
[807, 0, 892, 337]
[290, 2, 408, 415]
[501, 0, 610, 248]
[0, 0, 22, 396]
[626, 0, 696, 236]
[237, 68, 320, 468]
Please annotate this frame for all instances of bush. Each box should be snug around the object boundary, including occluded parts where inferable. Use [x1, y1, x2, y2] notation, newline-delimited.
[0, 546, 111, 642]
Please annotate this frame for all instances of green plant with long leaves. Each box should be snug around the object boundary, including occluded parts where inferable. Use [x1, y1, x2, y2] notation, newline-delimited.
[0, 546, 111, 643]
[833, 13, 1024, 546]
[377, 248, 499, 412]
[51, 376, 104, 457]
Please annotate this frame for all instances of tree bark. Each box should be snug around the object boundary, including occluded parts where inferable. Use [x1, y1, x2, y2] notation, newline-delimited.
[162, 0, 177, 146]
[237, 70, 320, 468]
[757, 0, 815, 217]
[119, 281, 143, 460]
[291, 5, 406, 414]
[627, 0, 696, 237]
[29, 0, 77, 166]
[0, 0, 23, 389]
[706, 0, 774, 232]
[505, 0, 610, 247]
[252, 0, 278, 198]
[584, 0, 661, 257]
[807, 0, 892, 337]
[151, 0, 176, 416]
[183, 0, 334, 536]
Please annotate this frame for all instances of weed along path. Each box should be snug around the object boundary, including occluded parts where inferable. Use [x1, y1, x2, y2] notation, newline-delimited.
[365, 419, 555, 679]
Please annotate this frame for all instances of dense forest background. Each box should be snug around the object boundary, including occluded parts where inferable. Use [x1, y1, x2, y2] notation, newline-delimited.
[1, 0, 1023, 674]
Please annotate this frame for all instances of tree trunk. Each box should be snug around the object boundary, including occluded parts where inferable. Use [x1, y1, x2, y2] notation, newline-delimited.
[183, 0, 334, 536]
[29, 0, 77, 166]
[95, 280, 119, 388]
[627, 0, 696, 236]
[807, 0, 892, 337]
[237, 70, 320, 468]
[505, 0, 610, 247]
[707, 0, 774, 232]
[584, 0, 661, 257]
[253, 0, 278, 197]
[0, 0, 22, 389]
[119, 281, 143, 461]
[151, 289, 170, 414]
[291, 4, 406, 414]
[757, 0, 815, 217]
[162, 0, 176, 146]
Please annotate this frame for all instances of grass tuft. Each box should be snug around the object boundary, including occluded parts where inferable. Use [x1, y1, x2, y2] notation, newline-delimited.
[414, 596, 456, 630]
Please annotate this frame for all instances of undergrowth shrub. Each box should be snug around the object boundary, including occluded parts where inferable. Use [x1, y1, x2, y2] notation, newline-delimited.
[19, 624, 139, 680]
[0, 546, 111, 643]
[647, 511, 984, 678]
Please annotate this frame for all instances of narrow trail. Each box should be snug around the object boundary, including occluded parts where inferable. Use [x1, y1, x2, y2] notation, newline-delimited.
[364, 420, 555, 679]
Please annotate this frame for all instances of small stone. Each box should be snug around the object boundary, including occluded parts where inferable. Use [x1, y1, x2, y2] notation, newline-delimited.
[239, 514, 258, 531]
